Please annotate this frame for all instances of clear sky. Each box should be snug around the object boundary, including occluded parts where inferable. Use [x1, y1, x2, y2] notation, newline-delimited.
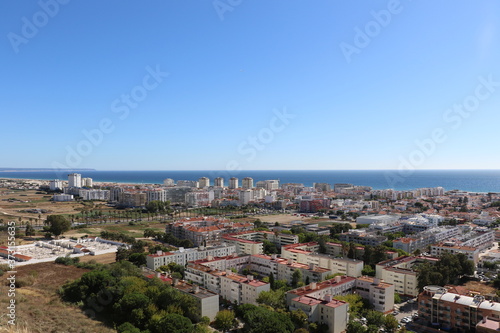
[1, 0, 500, 171]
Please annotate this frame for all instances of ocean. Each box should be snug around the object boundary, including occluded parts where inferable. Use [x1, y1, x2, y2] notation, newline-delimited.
[1, 170, 500, 193]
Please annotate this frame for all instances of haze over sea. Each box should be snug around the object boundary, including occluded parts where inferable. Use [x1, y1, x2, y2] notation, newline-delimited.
[1, 170, 500, 193]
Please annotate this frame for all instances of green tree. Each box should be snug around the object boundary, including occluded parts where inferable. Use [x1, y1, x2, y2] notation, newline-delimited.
[384, 314, 399, 333]
[239, 304, 294, 333]
[366, 310, 385, 327]
[263, 239, 278, 254]
[335, 294, 364, 318]
[148, 313, 193, 333]
[291, 269, 303, 288]
[346, 320, 366, 333]
[290, 309, 308, 328]
[214, 310, 237, 332]
[25, 222, 35, 236]
[256, 289, 286, 309]
[128, 253, 147, 267]
[117, 322, 141, 333]
[361, 265, 375, 277]
[45, 215, 71, 237]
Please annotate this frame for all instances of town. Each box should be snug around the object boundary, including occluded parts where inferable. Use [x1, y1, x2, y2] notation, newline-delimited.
[1, 174, 500, 333]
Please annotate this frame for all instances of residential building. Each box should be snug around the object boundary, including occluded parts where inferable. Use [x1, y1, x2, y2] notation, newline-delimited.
[146, 244, 237, 270]
[356, 214, 401, 225]
[198, 177, 210, 188]
[163, 178, 175, 186]
[418, 285, 500, 332]
[185, 191, 214, 207]
[150, 274, 219, 321]
[334, 183, 353, 193]
[242, 177, 254, 189]
[177, 180, 199, 188]
[431, 242, 480, 264]
[110, 187, 124, 202]
[281, 244, 364, 277]
[79, 189, 110, 201]
[229, 177, 239, 189]
[68, 173, 81, 188]
[239, 189, 253, 205]
[338, 230, 387, 247]
[49, 180, 63, 191]
[146, 189, 167, 203]
[119, 192, 147, 207]
[52, 194, 74, 202]
[214, 177, 224, 187]
[82, 177, 93, 187]
[164, 186, 193, 203]
[313, 183, 332, 192]
[286, 275, 395, 333]
[185, 264, 270, 305]
[376, 256, 438, 297]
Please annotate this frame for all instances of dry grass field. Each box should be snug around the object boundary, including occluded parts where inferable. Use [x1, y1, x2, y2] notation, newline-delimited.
[0, 262, 115, 333]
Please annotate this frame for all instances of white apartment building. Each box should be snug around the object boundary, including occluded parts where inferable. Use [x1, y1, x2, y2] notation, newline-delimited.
[198, 177, 210, 188]
[185, 191, 214, 207]
[431, 242, 480, 264]
[185, 264, 270, 305]
[286, 275, 394, 333]
[79, 189, 110, 201]
[218, 272, 269, 305]
[52, 194, 74, 202]
[49, 180, 63, 191]
[177, 180, 199, 188]
[68, 173, 82, 188]
[356, 214, 401, 225]
[375, 256, 437, 297]
[242, 177, 254, 189]
[214, 177, 224, 187]
[81, 177, 93, 187]
[146, 189, 167, 202]
[163, 178, 175, 186]
[461, 229, 495, 250]
[239, 189, 253, 205]
[229, 177, 239, 189]
[146, 244, 237, 270]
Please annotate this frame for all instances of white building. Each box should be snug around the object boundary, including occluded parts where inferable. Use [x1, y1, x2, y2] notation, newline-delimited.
[79, 189, 110, 201]
[177, 180, 199, 188]
[49, 180, 63, 191]
[239, 190, 253, 205]
[185, 191, 214, 207]
[214, 177, 224, 187]
[68, 173, 82, 188]
[81, 177, 93, 188]
[229, 177, 239, 189]
[242, 177, 254, 189]
[198, 177, 210, 188]
[146, 244, 237, 270]
[356, 214, 401, 225]
[146, 189, 167, 202]
[52, 194, 74, 202]
[163, 178, 175, 186]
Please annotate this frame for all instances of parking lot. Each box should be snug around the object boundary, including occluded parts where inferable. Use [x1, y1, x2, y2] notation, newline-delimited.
[393, 298, 419, 327]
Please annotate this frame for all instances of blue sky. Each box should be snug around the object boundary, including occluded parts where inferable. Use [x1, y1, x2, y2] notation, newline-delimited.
[1, 0, 500, 170]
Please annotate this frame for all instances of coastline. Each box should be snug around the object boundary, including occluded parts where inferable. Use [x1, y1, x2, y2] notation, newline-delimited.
[1, 169, 500, 193]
